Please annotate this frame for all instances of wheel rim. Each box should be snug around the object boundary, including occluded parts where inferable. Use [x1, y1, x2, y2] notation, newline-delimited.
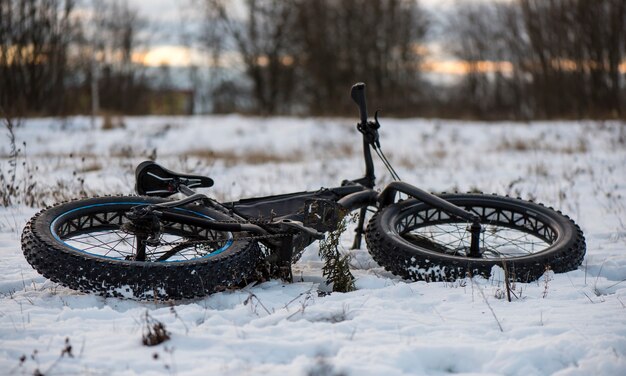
[50, 202, 233, 262]
[396, 204, 558, 259]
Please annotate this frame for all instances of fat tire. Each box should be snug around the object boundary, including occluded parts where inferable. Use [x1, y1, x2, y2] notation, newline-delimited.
[365, 194, 586, 282]
[21, 196, 262, 300]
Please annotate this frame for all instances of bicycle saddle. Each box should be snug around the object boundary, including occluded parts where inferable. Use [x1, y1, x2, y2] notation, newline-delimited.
[135, 161, 214, 197]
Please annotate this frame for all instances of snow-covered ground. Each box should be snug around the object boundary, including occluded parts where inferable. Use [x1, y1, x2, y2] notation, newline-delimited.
[1, 115, 625, 375]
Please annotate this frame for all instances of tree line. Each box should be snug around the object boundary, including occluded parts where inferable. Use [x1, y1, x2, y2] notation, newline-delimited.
[1, 0, 625, 119]
[446, 0, 625, 119]
[203, 0, 427, 116]
[0, 0, 152, 117]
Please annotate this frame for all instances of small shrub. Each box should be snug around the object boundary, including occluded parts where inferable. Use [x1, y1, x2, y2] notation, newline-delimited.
[307, 352, 347, 376]
[542, 266, 553, 299]
[142, 311, 170, 346]
[1, 116, 20, 206]
[318, 216, 355, 293]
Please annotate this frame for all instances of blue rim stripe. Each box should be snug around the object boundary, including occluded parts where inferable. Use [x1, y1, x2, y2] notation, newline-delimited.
[50, 202, 234, 262]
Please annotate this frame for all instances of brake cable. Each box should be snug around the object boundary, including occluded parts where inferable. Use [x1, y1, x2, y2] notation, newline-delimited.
[373, 145, 401, 181]
[367, 110, 402, 181]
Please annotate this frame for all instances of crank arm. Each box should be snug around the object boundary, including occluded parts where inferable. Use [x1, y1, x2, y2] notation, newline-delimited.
[278, 219, 325, 240]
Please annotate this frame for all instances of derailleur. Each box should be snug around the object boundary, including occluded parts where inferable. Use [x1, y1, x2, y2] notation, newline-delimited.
[122, 205, 162, 246]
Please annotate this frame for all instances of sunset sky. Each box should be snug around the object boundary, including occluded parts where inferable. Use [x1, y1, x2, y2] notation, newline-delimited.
[128, 0, 472, 75]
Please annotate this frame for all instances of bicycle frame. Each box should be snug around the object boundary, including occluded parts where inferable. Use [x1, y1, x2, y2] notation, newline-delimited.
[20, 83, 586, 300]
[133, 83, 485, 268]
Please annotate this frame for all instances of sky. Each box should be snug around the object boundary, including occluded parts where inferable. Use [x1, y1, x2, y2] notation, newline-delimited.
[128, 0, 461, 25]
[127, 0, 470, 75]
[129, 0, 184, 27]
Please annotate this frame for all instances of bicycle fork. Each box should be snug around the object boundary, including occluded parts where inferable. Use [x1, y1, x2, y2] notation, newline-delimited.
[340, 182, 484, 257]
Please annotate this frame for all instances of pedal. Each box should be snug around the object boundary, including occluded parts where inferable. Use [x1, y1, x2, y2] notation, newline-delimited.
[302, 199, 343, 232]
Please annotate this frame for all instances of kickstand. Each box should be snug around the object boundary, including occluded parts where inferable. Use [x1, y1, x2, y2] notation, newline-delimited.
[276, 235, 294, 282]
[351, 207, 367, 249]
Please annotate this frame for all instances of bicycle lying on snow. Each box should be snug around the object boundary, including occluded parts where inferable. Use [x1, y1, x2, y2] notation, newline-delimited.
[21, 83, 586, 299]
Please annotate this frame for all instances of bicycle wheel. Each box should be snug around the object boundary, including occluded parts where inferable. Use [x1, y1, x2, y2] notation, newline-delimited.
[365, 194, 585, 282]
[21, 196, 262, 299]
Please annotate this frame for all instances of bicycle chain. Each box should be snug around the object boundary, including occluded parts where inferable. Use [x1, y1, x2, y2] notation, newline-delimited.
[153, 218, 294, 248]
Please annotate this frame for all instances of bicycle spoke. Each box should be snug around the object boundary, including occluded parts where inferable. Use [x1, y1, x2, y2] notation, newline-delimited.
[112, 230, 136, 250]
[67, 233, 132, 258]
[482, 229, 542, 255]
[398, 205, 553, 259]
[56, 208, 233, 262]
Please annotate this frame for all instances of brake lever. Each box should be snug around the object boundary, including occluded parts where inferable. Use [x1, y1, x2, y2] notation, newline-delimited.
[373, 110, 381, 148]
[357, 110, 381, 148]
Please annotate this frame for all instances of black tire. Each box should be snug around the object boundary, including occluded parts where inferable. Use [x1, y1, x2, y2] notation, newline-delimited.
[365, 194, 586, 282]
[21, 196, 262, 299]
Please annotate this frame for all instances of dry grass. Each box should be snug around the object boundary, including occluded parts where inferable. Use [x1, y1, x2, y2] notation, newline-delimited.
[314, 142, 356, 159]
[497, 136, 588, 154]
[187, 149, 303, 166]
[186, 141, 355, 167]
[101, 113, 125, 131]
[392, 148, 448, 169]
[528, 162, 550, 178]
[76, 161, 103, 173]
[499, 138, 540, 152]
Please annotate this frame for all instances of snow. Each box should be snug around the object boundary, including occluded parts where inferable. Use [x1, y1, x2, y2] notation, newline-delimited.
[1, 116, 625, 375]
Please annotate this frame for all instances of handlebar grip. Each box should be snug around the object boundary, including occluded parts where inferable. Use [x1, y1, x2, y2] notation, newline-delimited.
[351, 82, 368, 124]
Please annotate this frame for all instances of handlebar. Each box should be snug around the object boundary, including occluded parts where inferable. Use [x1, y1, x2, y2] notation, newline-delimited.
[348, 82, 377, 188]
[351, 82, 368, 124]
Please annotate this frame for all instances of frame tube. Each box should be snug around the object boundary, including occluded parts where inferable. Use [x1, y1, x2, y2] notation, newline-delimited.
[378, 181, 480, 223]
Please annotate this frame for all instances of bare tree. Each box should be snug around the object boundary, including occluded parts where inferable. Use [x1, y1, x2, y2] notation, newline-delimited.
[294, 0, 428, 115]
[0, 0, 77, 116]
[203, 0, 299, 114]
[93, 0, 149, 114]
[445, 2, 529, 119]
[201, 0, 429, 115]
[445, 0, 626, 119]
